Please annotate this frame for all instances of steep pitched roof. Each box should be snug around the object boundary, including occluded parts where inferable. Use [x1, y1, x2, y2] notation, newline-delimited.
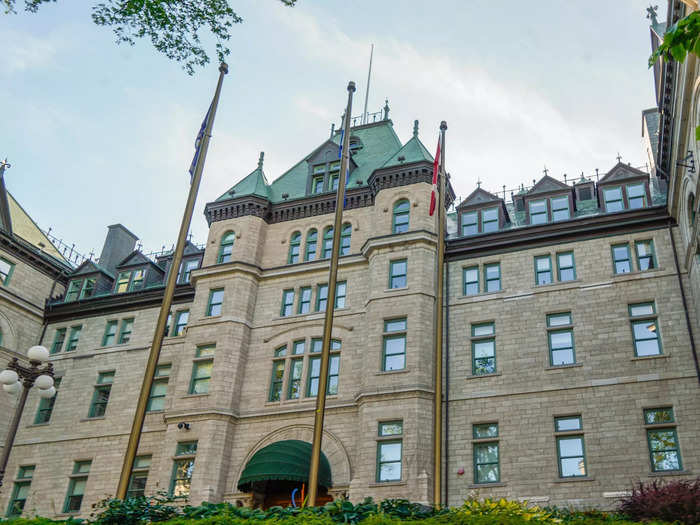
[526, 175, 571, 196]
[382, 134, 433, 168]
[6, 192, 68, 263]
[458, 187, 502, 209]
[216, 154, 270, 201]
[71, 259, 114, 279]
[116, 250, 165, 273]
[598, 162, 648, 184]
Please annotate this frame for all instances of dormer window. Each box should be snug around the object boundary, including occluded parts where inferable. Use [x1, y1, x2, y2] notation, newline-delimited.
[312, 164, 325, 194]
[481, 208, 499, 233]
[115, 269, 145, 293]
[178, 259, 200, 284]
[603, 187, 624, 212]
[461, 212, 478, 236]
[627, 183, 646, 209]
[529, 200, 547, 225]
[65, 278, 96, 302]
[349, 138, 362, 153]
[551, 196, 570, 221]
[310, 159, 343, 195]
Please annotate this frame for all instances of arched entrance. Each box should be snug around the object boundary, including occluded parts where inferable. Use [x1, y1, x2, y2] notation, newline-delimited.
[237, 440, 333, 508]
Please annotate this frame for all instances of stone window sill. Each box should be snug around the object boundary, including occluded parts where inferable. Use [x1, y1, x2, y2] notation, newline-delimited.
[368, 481, 406, 487]
[181, 393, 210, 399]
[535, 279, 581, 289]
[612, 268, 664, 279]
[376, 368, 410, 376]
[463, 290, 505, 300]
[26, 422, 50, 428]
[631, 354, 669, 361]
[466, 372, 501, 380]
[468, 482, 507, 488]
[384, 286, 409, 293]
[545, 363, 583, 371]
[80, 416, 105, 422]
[648, 470, 692, 477]
[553, 477, 595, 483]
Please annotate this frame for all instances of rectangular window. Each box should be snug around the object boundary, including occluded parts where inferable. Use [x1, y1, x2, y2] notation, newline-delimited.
[50, 328, 67, 354]
[129, 269, 145, 291]
[330, 173, 339, 191]
[461, 212, 478, 236]
[269, 360, 285, 401]
[170, 442, 196, 497]
[65, 325, 82, 352]
[127, 455, 152, 499]
[635, 240, 656, 271]
[287, 358, 303, 399]
[102, 320, 118, 346]
[88, 371, 114, 418]
[298, 287, 312, 314]
[207, 288, 224, 316]
[383, 318, 407, 371]
[630, 302, 661, 356]
[307, 344, 340, 397]
[316, 284, 328, 312]
[377, 421, 402, 482]
[481, 207, 499, 233]
[189, 346, 214, 394]
[281, 289, 294, 317]
[463, 266, 479, 295]
[627, 183, 646, 209]
[118, 318, 134, 344]
[0, 257, 14, 286]
[484, 263, 501, 292]
[173, 310, 189, 336]
[473, 423, 499, 484]
[529, 199, 547, 225]
[6, 466, 34, 517]
[472, 322, 496, 375]
[312, 176, 324, 194]
[65, 280, 82, 302]
[335, 281, 346, 308]
[612, 244, 632, 274]
[551, 196, 570, 221]
[116, 271, 131, 293]
[644, 408, 682, 472]
[63, 461, 90, 513]
[179, 259, 199, 284]
[555, 416, 586, 477]
[557, 252, 576, 281]
[603, 186, 624, 212]
[389, 259, 407, 289]
[80, 278, 96, 299]
[535, 255, 552, 285]
[147, 364, 171, 411]
[547, 313, 575, 366]
[35, 377, 61, 424]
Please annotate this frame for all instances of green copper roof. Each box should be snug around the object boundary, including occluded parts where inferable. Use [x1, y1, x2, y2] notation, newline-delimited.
[382, 134, 434, 168]
[237, 440, 332, 491]
[217, 120, 403, 204]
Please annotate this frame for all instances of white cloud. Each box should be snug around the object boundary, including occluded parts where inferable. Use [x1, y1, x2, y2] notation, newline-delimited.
[0, 29, 63, 73]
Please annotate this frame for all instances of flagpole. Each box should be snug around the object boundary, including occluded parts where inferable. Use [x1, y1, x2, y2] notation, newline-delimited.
[433, 121, 447, 507]
[308, 81, 356, 506]
[115, 62, 228, 499]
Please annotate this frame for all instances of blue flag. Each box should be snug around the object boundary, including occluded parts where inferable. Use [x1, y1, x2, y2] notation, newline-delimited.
[189, 103, 213, 182]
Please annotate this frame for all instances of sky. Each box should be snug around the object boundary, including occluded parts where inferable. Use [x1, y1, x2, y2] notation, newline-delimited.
[0, 1, 663, 262]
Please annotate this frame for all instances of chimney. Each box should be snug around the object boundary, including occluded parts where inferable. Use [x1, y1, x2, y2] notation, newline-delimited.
[98, 224, 138, 276]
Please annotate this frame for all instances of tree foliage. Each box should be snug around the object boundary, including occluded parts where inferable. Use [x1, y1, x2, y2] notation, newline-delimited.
[2, 0, 297, 75]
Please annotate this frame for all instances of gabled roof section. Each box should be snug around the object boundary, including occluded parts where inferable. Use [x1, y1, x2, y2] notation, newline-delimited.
[216, 152, 270, 202]
[116, 250, 165, 273]
[458, 187, 502, 209]
[382, 133, 433, 169]
[598, 162, 648, 184]
[183, 240, 204, 256]
[526, 175, 571, 196]
[70, 259, 114, 279]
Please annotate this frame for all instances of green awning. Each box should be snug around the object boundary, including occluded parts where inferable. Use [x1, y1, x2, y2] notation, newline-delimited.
[237, 440, 332, 492]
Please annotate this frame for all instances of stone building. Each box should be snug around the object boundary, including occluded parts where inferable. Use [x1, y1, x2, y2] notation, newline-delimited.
[1, 3, 699, 517]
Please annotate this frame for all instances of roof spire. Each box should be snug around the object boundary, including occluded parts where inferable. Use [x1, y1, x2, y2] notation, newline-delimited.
[413, 119, 419, 138]
[383, 99, 390, 121]
[616, 152, 622, 163]
[330, 123, 335, 139]
[258, 151, 265, 170]
[543, 165, 549, 177]
[646, 5, 659, 26]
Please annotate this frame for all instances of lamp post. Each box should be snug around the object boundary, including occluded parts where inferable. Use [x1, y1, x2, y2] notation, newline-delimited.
[0, 346, 55, 487]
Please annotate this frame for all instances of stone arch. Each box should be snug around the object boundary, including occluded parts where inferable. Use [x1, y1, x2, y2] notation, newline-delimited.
[0, 310, 16, 351]
[234, 424, 352, 491]
[263, 323, 353, 345]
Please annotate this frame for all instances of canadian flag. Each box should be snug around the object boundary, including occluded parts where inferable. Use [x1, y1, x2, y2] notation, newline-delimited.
[429, 137, 441, 216]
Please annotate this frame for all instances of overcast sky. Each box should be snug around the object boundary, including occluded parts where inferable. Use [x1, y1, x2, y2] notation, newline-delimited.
[1, 1, 662, 261]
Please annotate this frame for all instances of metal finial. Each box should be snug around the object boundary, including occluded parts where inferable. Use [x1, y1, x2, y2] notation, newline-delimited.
[616, 152, 622, 163]
[0, 158, 11, 176]
[348, 81, 356, 92]
[564, 173, 568, 183]
[413, 120, 419, 138]
[137, 242, 143, 251]
[476, 177, 482, 188]
[219, 62, 229, 74]
[543, 165, 549, 177]
[383, 99, 390, 121]
[258, 151, 264, 170]
[330, 123, 335, 138]
[440, 121, 447, 131]
[646, 5, 659, 25]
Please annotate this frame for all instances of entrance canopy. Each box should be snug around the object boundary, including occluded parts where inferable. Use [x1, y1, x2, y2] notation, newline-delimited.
[237, 440, 332, 492]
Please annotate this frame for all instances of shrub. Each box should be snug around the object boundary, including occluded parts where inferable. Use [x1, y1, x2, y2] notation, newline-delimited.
[89, 492, 183, 524]
[617, 478, 700, 525]
[453, 498, 560, 523]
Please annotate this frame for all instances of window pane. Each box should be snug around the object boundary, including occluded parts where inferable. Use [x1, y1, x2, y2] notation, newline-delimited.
[651, 451, 680, 471]
[530, 200, 546, 213]
[551, 349, 575, 366]
[555, 416, 582, 431]
[473, 423, 498, 438]
[559, 437, 583, 456]
[630, 303, 655, 316]
[379, 462, 401, 481]
[548, 313, 571, 327]
[379, 422, 403, 436]
[644, 408, 674, 425]
[560, 457, 586, 477]
[462, 212, 478, 236]
[384, 354, 405, 371]
[385, 319, 407, 332]
[293, 340, 305, 354]
[472, 323, 494, 337]
[476, 464, 499, 483]
[550, 331, 572, 349]
[384, 336, 405, 355]
[536, 257, 550, 271]
[379, 442, 402, 462]
[473, 341, 495, 358]
[475, 443, 498, 463]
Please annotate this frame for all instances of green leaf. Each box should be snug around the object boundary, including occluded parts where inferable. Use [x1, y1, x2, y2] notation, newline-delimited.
[670, 43, 688, 62]
[695, 125, 700, 142]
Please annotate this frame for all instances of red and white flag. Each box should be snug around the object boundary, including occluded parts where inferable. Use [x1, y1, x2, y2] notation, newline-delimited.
[429, 137, 441, 216]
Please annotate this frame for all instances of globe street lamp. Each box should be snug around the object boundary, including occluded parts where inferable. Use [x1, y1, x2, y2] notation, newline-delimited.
[0, 346, 55, 487]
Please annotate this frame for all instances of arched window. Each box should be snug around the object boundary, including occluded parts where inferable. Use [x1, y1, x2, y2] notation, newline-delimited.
[288, 232, 301, 264]
[322, 227, 334, 259]
[217, 231, 235, 264]
[340, 223, 352, 256]
[393, 200, 410, 234]
[305, 229, 318, 261]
